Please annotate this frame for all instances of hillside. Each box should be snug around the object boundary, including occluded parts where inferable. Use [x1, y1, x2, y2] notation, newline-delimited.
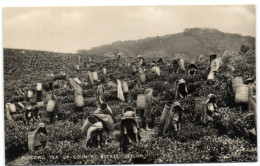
[78, 28, 255, 60]
[4, 41, 256, 164]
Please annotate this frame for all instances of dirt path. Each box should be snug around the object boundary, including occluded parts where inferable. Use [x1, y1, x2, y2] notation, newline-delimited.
[140, 128, 156, 142]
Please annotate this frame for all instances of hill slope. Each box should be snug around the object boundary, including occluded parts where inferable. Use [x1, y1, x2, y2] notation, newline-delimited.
[78, 28, 255, 60]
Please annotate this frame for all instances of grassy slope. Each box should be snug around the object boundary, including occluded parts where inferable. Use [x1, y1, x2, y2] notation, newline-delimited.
[78, 28, 255, 60]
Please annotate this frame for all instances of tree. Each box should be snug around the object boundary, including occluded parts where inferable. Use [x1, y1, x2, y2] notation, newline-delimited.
[240, 45, 250, 54]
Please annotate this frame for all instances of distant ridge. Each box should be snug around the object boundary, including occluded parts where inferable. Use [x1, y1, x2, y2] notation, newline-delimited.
[78, 28, 255, 60]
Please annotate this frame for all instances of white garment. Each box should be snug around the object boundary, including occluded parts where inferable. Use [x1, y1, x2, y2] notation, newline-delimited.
[117, 79, 125, 101]
[86, 122, 103, 145]
[207, 103, 215, 111]
[151, 66, 157, 72]
[207, 71, 215, 80]
[211, 59, 220, 72]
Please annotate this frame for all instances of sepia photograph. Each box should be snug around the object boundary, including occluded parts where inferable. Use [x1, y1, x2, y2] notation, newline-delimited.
[2, 5, 257, 165]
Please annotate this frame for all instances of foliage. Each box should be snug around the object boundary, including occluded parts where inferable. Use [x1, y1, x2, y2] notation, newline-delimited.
[78, 28, 254, 60]
[4, 39, 256, 164]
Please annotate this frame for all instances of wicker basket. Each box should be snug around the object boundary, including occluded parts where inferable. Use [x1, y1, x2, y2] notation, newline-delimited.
[160, 104, 171, 130]
[137, 94, 146, 110]
[235, 85, 249, 103]
[5, 105, 12, 120]
[103, 68, 107, 75]
[93, 72, 98, 81]
[99, 103, 112, 115]
[140, 73, 146, 84]
[28, 90, 33, 99]
[155, 67, 161, 76]
[122, 81, 129, 93]
[232, 77, 243, 93]
[36, 83, 42, 91]
[179, 58, 185, 70]
[75, 95, 84, 107]
[28, 131, 36, 152]
[9, 104, 16, 113]
[18, 102, 25, 109]
[46, 100, 55, 113]
[122, 106, 136, 114]
[195, 97, 206, 117]
[88, 71, 94, 84]
[74, 77, 81, 85]
[81, 116, 98, 136]
[163, 108, 174, 135]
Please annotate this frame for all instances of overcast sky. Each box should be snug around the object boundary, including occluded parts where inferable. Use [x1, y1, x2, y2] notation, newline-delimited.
[3, 5, 255, 53]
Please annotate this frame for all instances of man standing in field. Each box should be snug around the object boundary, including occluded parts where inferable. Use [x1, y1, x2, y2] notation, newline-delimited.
[246, 78, 256, 134]
[117, 53, 121, 67]
[138, 55, 146, 71]
[209, 54, 220, 75]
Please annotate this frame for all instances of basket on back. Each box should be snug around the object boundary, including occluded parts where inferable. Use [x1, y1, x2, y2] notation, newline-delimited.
[74, 77, 82, 85]
[102, 68, 107, 75]
[195, 97, 207, 112]
[235, 85, 248, 103]
[28, 123, 47, 152]
[28, 131, 36, 152]
[28, 90, 34, 99]
[232, 77, 243, 93]
[159, 104, 171, 131]
[36, 83, 42, 91]
[5, 104, 12, 120]
[46, 100, 56, 113]
[6, 103, 17, 113]
[162, 107, 174, 135]
[152, 66, 161, 76]
[93, 72, 98, 81]
[88, 71, 94, 85]
[122, 106, 136, 114]
[179, 58, 185, 71]
[137, 94, 146, 110]
[139, 73, 146, 84]
[81, 116, 99, 136]
[76, 65, 80, 71]
[99, 103, 112, 116]
[75, 95, 84, 108]
[121, 107, 138, 130]
[122, 81, 129, 93]
[18, 102, 25, 109]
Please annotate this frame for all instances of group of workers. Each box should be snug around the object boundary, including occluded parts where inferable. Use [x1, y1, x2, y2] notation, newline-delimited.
[5, 52, 256, 153]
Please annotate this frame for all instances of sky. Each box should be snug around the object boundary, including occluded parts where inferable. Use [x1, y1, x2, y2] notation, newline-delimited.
[3, 5, 255, 53]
